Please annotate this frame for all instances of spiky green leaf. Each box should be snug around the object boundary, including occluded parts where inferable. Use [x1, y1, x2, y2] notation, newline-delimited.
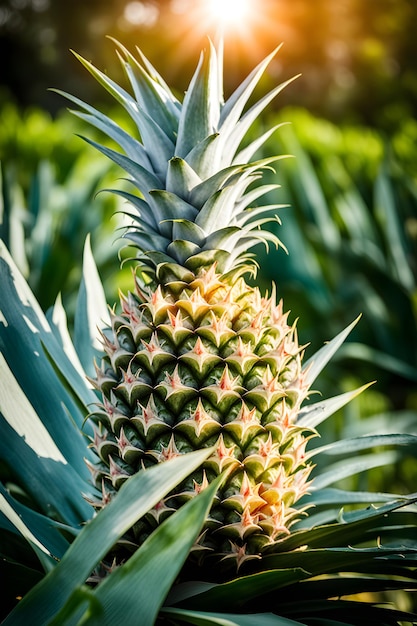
[79, 474, 222, 625]
[3, 449, 213, 626]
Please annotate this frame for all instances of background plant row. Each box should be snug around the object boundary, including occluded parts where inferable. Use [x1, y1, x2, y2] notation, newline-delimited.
[1, 101, 416, 501]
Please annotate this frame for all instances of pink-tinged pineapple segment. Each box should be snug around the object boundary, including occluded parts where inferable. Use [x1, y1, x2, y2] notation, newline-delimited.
[88, 264, 316, 563]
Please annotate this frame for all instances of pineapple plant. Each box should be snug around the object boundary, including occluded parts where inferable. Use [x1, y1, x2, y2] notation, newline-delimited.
[1, 38, 416, 626]
[57, 40, 336, 572]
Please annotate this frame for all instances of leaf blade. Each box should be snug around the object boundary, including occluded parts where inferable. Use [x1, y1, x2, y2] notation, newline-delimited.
[82, 474, 223, 626]
[3, 449, 213, 626]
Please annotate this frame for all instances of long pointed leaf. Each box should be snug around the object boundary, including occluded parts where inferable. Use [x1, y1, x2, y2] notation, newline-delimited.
[0, 240, 96, 409]
[175, 569, 308, 614]
[311, 433, 417, 458]
[234, 124, 288, 165]
[161, 608, 305, 626]
[302, 317, 361, 386]
[0, 408, 93, 528]
[270, 498, 416, 553]
[73, 50, 175, 173]
[52, 88, 151, 167]
[0, 492, 57, 572]
[221, 76, 300, 166]
[297, 384, 372, 429]
[114, 43, 178, 138]
[190, 164, 246, 209]
[3, 449, 213, 626]
[111, 38, 181, 127]
[176, 42, 220, 158]
[219, 45, 283, 132]
[299, 487, 404, 507]
[47, 293, 87, 384]
[74, 235, 110, 376]
[310, 450, 398, 489]
[105, 188, 158, 229]
[78, 136, 162, 192]
[81, 474, 223, 626]
[0, 484, 71, 561]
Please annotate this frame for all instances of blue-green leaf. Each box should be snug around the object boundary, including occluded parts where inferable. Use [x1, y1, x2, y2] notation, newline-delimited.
[311, 433, 417, 458]
[52, 88, 151, 168]
[161, 608, 305, 626]
[221, 76, 299, 167]
[302, 317, 361, 386]
[298, 384, 372, 429]
[176, 42, 220, 158]
[0, 484, 72, 563]
[166, 157, 202, 201]
[310, 451, 398, 490]
[74, 235, 110, 377]
[3, 449, 213, 626]
[78, 136, 162, 192]
[80, 473, 222, 626]
[111, 38, 181, 132]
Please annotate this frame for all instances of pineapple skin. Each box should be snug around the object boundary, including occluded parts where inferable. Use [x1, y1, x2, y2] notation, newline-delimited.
[89, 265, 315, 566]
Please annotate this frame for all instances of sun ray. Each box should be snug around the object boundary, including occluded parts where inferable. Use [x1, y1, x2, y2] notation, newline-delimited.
[171, 0, 259, 40]
[205, 0, 253, 28]
[156, 0, 281, 101]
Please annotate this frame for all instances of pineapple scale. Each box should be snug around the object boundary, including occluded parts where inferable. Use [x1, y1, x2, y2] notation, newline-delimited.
[89, 264, 316, 563]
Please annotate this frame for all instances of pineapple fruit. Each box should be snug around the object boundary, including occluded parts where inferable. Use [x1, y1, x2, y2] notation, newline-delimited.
[62, 40, 317, 571]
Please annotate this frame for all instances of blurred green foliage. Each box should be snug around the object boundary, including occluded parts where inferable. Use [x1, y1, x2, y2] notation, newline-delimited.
[0, 0, 416, 129]
[254, 110, 417, 503]
[258, 107, 417, 360]
[1, 98, 416, 499]
[254, 109, 417, 425]
[2, 98, 416, 401]
[0, 103, 133, 319]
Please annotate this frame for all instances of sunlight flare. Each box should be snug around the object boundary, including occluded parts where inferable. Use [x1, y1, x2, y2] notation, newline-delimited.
[205, 0, 253, 27]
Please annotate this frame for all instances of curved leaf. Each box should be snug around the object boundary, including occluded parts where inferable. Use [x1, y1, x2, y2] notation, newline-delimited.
[78, 136, 162, 192]
[80, 473, 223, 626]
[311, 433, 417, 458]
[176, 42, 220, 158]
[302, 317, 361, 386]
[297, 384, 373, 429]
[161, 608, 305, 626]
[3, 449, 213, 626]
[166, 157, 202, 200]
[173, 569, 309, 614]
[74, 235, 110, 376]
[310, 451, 398, 489]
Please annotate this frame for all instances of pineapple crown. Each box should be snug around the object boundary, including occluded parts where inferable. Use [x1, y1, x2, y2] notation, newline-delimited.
[55, 39, 298, 280]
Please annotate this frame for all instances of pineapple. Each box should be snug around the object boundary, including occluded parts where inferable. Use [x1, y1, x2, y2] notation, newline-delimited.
[61, 40, 317, 572]
[1, 32, 416, 626]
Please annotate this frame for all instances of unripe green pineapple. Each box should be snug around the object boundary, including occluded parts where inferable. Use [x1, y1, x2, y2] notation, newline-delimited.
[61, 40, 317, 570]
